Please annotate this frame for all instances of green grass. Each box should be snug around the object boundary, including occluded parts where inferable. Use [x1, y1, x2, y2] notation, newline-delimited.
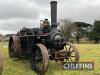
[0, 42, 100, 75]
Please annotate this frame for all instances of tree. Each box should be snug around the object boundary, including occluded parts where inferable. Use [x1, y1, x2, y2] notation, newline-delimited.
[88, 20, 100, 43]
[59, 19, 76, 40]
[72, 22, 92, 43]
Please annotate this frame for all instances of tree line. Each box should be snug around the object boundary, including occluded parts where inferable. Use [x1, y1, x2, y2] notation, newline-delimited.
[59, 19, 100, 43]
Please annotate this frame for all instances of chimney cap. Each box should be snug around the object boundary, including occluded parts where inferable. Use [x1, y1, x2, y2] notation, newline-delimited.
[50, 1, 57, 4]
[45, 19, 48, 20]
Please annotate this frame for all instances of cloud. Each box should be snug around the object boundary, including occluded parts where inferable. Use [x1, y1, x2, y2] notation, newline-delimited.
[58, 0, 100, 23]
[0, 18, 41, 35]
[0, 0, 40, 34]
[0, 0, 100, 34]
[0, 0, 39, 19]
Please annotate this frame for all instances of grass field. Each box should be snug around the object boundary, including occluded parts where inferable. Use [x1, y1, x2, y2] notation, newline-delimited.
[0, 42, 100, 75]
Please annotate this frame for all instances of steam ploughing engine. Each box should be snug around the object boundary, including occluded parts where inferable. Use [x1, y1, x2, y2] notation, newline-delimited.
[8, 1, 79, 74]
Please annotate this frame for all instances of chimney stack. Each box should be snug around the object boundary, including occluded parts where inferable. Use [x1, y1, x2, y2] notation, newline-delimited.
[50, 1, 57, 28]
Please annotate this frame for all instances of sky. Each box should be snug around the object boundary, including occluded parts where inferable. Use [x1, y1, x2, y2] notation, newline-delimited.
[0, 0, 100, 35]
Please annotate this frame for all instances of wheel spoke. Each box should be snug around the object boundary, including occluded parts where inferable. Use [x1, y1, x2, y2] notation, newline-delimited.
[68, 46, 71, 50]
[36, 62, 43, 71]
[35, 57, 42, 62]
[67, 58, 69, 62]
[71, 56, 75, 57]
[69, 57, 73, 61]
[65, 45, 67, 50]
[10, 46, 13, 50]
[38, 51, 42, 57]
[71, 50, 74, 53]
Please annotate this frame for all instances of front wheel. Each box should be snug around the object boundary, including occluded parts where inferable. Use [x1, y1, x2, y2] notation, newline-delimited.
[30, 44, 49, 74]
[64, 42, 79, 62]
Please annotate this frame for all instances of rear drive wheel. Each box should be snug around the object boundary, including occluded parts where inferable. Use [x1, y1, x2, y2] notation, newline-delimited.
[30, 44, 49, 74]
